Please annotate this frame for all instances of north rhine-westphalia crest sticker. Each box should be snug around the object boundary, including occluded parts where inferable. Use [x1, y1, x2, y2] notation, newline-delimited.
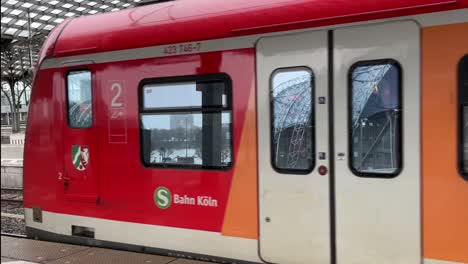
[72, 145, 89, 171]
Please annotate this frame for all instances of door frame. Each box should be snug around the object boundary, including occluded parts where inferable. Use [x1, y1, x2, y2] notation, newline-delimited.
[61, 62, 100, 203]
[256, 19, 421, 264]
[256, 29, 331, 264]
[332, 20, 421, 264]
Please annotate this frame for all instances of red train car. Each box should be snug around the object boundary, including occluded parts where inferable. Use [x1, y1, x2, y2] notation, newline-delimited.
[24, 0, 468, 263]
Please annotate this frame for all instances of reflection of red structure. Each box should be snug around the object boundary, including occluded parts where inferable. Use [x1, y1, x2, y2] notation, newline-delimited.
[23, 1, 468, 263]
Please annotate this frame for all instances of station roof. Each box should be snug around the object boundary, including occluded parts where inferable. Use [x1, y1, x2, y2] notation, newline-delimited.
[2, 0, 468, 75]
[1, 0, 144, 39]
[1, 0, 143, 78]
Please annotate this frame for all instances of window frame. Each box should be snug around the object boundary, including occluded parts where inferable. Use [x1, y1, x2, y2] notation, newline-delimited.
[269, 66, 316, 175]
[458, 54, 468, 180]
[138, 73, 233, 171]
[347, 59, 403, 178]
[65, 68, 93, 129]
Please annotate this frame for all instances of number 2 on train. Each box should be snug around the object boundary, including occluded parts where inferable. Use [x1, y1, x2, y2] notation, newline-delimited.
[110, 82, 123, 107]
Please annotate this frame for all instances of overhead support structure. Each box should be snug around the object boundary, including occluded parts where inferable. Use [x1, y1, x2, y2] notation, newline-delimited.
[1, 0, 144, 131]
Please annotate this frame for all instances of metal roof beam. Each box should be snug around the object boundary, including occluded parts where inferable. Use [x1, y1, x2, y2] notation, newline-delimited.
[1, 0, 140, 79]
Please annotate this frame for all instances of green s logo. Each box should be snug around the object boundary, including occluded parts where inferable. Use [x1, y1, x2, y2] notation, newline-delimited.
[154, 187, 171, 209]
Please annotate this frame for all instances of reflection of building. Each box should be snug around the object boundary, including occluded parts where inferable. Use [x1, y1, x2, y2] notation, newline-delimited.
[352, 66, 400, 172]
[170, 115, 194, 130]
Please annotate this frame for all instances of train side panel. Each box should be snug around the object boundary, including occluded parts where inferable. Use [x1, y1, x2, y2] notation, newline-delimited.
[24, 69, 65, 218]
[422, 22, 468, 263]
[22, 6, 468, 264]
[24, 49, 261, 262]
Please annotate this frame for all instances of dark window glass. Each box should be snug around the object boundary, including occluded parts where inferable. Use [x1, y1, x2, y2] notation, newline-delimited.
[349, 60, 402, 177]
[459, 55, 468, 178]
[67, 70, 92, 128]
[140, 75, 232, 170]
[463, 106, 468, 175]
[271, 68, 315, 173]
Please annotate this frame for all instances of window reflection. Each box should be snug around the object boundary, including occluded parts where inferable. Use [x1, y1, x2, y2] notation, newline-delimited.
[67, 71, 92, 128]
[140, 75, 232, 169]
[350, 62, 401, 175]
[142, 113, 231, 167]
[143, 81, 227, 109]
[271, 68, 314, 172]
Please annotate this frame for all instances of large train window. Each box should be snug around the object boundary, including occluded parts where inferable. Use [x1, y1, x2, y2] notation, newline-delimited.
[349, 60, 402, 177]
[270, 67, 315, 174]
[459, 54, 468, 179]
[66, 70, 92, 128]
[139, 74, 232, 170]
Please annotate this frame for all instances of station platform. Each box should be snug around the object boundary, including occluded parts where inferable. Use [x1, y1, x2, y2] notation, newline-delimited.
[1, 235, 211, 264]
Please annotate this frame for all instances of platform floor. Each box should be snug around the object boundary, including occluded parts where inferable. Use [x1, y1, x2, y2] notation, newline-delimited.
[1, 235, 212, 264]
[0, 145, 24, 160]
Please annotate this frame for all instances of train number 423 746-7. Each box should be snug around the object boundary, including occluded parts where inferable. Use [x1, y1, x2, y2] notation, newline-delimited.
[164, 42, 201, 55]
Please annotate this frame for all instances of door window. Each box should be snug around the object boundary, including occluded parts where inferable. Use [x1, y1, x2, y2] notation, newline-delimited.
[66, 70, 92, 128]
[349, 60, 402, 177]
[270, 68, 315, 173]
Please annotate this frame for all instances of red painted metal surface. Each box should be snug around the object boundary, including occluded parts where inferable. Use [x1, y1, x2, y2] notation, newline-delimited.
[24, 0, 468, 245]
[33, 18, 71, 77]
[24, 49, 255, 231]
[50, 0, 467, 58]
[60, 66, 100, 204]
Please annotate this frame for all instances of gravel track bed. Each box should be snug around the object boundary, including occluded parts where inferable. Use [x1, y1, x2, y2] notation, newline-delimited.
[1, 189, 23, 195]
[1, 189, 26, 235]
[1, 216, 25, 235]
[1, 189, 23, 201]
[1, 202, 24, 215]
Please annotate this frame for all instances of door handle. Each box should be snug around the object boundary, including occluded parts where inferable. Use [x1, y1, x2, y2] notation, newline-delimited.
[63, 174, 74, 181]
[58, 172, 73, 187]
[58, 172, 74, 181]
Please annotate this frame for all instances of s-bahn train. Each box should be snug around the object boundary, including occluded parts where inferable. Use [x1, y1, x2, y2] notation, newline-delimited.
[24, 0, 468, 263]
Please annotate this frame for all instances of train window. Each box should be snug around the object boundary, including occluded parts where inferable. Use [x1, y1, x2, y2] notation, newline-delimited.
[66, 70, 92, 128]
[143, 82, 228, 109]
[349, 60, 402, 177]
[459, 54, 468, 179]
[270, 68, 315, 174]
[140, 74, 232, 170]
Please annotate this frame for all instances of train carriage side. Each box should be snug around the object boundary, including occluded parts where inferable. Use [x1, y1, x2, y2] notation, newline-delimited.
[23, 1, 468, 264]
[25, 48, 260, 261]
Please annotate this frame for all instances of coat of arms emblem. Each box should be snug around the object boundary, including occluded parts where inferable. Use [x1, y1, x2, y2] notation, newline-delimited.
[72, 145, 89, 171]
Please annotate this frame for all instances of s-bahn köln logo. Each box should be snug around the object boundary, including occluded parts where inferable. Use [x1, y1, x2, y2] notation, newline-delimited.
[154, 186, 218, 209]
[154, 187, 172, 209]
[72, 145, 90, 171]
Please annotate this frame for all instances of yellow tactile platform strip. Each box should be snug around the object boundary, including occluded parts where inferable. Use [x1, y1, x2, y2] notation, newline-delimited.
[1, 236, 211, 264]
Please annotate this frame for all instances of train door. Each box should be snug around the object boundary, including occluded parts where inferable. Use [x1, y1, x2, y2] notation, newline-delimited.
[257, 30, 331, 264]
[61, 65, 100, 203]
[257, 20, 420, 264]
[333, 21, 420, 264]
